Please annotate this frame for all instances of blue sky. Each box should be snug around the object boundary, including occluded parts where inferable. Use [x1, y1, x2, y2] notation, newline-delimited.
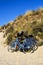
[0, 0, 43, 26]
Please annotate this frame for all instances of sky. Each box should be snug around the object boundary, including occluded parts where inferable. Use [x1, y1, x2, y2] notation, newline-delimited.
[0, 0, 43, 26]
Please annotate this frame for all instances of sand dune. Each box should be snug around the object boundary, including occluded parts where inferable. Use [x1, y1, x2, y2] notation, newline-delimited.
[0, 32, 43, 65]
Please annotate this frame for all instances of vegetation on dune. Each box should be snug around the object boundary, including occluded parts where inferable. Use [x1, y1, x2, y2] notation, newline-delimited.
[1, 8, 43, 46]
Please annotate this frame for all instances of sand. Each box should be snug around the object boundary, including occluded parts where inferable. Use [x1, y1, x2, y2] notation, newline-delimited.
[0, 32, 43, 65]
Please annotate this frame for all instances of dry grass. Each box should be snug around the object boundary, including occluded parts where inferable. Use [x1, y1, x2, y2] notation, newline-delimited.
[1, 8, 43, 45]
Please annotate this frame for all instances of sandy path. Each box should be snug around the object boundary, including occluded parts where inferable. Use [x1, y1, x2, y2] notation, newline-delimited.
[0, 32, 43, 65]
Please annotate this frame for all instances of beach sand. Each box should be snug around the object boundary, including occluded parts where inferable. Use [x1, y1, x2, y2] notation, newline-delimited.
[0, 32, 43, 65]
